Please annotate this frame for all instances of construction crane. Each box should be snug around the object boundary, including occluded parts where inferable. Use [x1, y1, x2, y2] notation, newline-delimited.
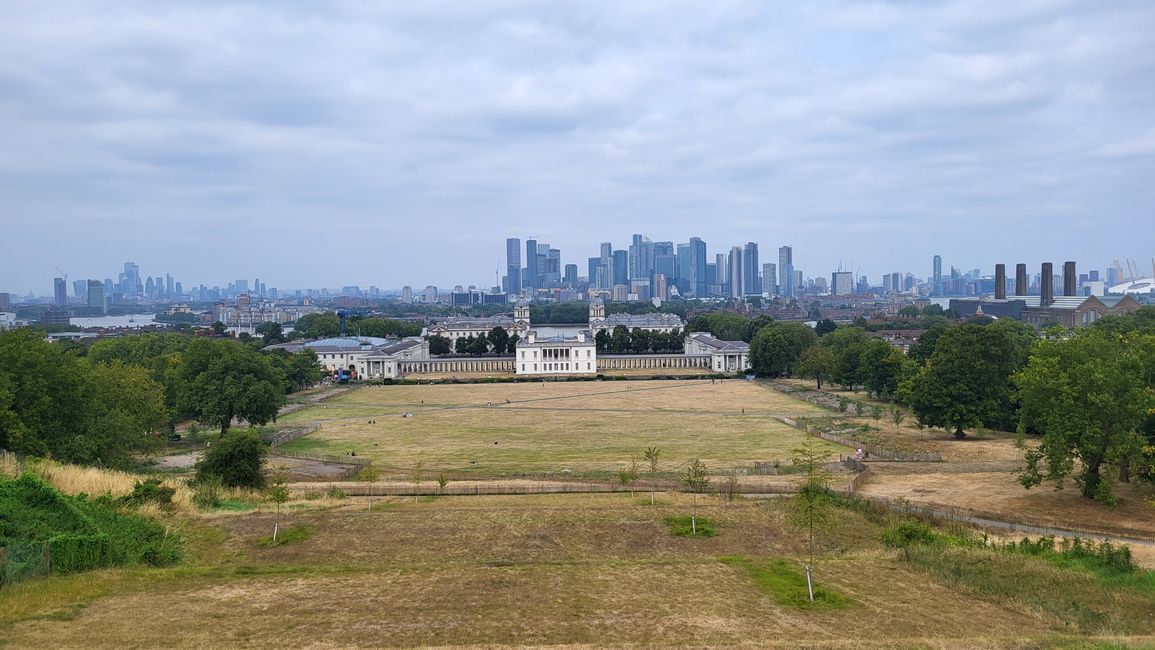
[53, 266, 69, 284]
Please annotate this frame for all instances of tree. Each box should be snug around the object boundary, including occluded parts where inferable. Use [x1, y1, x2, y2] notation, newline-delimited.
[644, 446, 662, 505]
[859, 340, 908, 399]
[467, 333, 490, 355]
[687, 313, 750, 342]
[795, 345, 836, 389]
[488, 326, 510, 355]
[610, 325, 631, 354]
[891, 404, 905, 432]
[870, 404, 882, 422]
[815, 319, 838, 337]
[821, 327, 871, 389]
[292, 313, 340, 339]
[618, 459, 639, 496]
[909, 324, 1017, 438]
[178, 338, 287, 435]
[907, 323, 947, 366]
[787, 436, 835, 602]
[427, 335, 451, 356]
[266, 465, 291, 542]
[746, 314, 775, 341]
[195, 428, 268, 488]
[594, 329, 610, 353]
[0, 330, 169, 467]
[255, 322, 286, 345]
[750, 322, 817, 377]
[682, 459, 710, 535]
[211, 321, 227, 336]
[454, 336, 470, 355]
[1013, 330, 1153, 502]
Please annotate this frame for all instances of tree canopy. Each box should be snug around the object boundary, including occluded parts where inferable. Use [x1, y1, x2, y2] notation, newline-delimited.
[909, 323, 1017, 438]
[0, 330, 168, 466]
[1014, 329, 1155, 502]
[177, 338, 287, 435]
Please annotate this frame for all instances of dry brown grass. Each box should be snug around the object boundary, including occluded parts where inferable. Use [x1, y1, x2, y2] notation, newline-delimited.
[276, 380, 839, 478]
[20, 458, 196, 514]
[3, 493, 1148, 649]
[859, 470, 1155, 538]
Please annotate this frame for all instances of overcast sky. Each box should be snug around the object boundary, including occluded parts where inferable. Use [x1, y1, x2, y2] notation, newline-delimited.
[2, 1, 1153, 295]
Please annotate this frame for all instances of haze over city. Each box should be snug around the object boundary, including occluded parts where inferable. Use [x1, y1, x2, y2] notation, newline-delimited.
[2, 1, 1154, 294]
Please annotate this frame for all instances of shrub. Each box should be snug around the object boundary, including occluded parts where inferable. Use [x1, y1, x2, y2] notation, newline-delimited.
[325, 485, 347, 499]
[118, 479, 176, 509]
[195, 429, 268, 489]
[192, 476, 223, 509]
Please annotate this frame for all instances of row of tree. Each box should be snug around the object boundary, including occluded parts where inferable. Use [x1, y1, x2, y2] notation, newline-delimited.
[292, 313, 422, 340]
[0, 329, 325, 468]
[427, 327, 520, 356]
[594, 327, 686, 354]
[776, 307, 1155, 503]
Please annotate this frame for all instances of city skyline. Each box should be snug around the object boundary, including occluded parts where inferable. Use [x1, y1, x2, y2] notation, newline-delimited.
[2, 2, 1154, 294]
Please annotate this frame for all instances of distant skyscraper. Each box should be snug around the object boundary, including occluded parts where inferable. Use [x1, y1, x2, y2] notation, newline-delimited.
[716, 253, 728, 290]
[778, 246, 794, 297]
[831, 271, 854, 296]
[401, 286, 413, 303]
[524, 239, 538, 291]
[675, 243, 690, 293]
[729, 247, 744, 298]
[505, 238, 521, 294]
[629, 234, 653, 281]
[742, 242, 760, 295]
[762, 263, 777, 295]
[612, 250, 629, 286]
[53, 277, 67, 305]
[588, 257, 602, 289]
[86, 279, 106, 313]
[122, 262, 141, 296]
[932, 255, 943, 295]
[689, 237, 707, 298]
[563, 264, 578, 288]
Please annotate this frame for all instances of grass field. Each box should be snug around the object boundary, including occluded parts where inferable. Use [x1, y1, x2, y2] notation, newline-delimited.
[277, 380, 839, 478]
[2, 493, 1153, 649]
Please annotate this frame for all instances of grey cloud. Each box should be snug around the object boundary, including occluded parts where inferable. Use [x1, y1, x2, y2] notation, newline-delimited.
[1, 0, 1153, 294]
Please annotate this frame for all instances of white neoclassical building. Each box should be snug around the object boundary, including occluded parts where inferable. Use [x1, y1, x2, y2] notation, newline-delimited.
[684, 332, 750, 373]
[515, 329, 597, 375]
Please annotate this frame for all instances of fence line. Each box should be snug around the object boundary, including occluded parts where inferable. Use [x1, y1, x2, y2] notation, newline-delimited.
[301, 480, 810, 497]
[859, 496, 1155, 547]
[271, 450, 372, 467]
[264, 424, 320, 447]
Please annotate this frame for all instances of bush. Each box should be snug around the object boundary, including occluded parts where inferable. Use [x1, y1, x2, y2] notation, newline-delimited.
[882, 521, 941, 550]
[0, 472, 182, 577]
[118, 479, 176, 509]
[195, 429, 268, 489]
[192, 476, 223, 509]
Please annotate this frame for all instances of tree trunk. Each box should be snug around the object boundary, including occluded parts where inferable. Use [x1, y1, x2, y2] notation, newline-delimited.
[1081, 460, 1101, 499]
[953, 424, 966, 440]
